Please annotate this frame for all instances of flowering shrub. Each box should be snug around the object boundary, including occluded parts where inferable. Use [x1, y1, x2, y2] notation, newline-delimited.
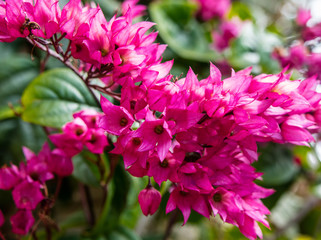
[1, 0, 321, 240]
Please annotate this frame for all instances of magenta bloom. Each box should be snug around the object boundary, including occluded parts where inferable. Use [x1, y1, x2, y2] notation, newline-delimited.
[23, 143, 54, 183]
[12, 181, 44, 210]
[10, 210, 35, 235]
[138, 186, 161, 216]
[122, 0, 146, 19]
[148, 150, 184, 185]
[62, 117, 88, 140]
[133, 112, 172, 161]
[84, 128, 108, 154]
[212, 18, 241, 51]
[0, 165, 20, 190]
[296, 8, 311, 26]
[166, 186, 210, 224]
[73, 109, 102, 129]
[197, 0, 231, 21]
[49, 149, 74, 176]
[112, 133, 149, 169]
[99, 95, 135, 136]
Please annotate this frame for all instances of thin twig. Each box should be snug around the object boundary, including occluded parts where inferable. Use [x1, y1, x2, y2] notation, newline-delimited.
[79, 183, 96, 227]
[163, 209, 180, 240]
[26, 37, 100, 106]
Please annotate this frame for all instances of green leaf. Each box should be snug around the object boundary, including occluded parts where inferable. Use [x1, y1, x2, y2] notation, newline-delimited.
[149, 1, 222, 62]
[228, 2, 254, 20]
[21, 68, 99, 128]
[109, 226, 141, 240]
[72, 153, 101, 187]
[0, 55, 38, 120]
[254, 143, 299, 186]
[0, 119, 47, 165]
[93, 0, 120, 19]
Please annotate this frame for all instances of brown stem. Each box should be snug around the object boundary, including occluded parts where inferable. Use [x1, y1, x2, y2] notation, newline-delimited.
[88, 84, 121, 101]
[54, 177, 63, 200]
[163, 209, 180, 240]
[40, 51, 50, 73]
[26, 37, 83, 80]
[0, 232, 6, 240]
[26, 37, 100, 106]
[45, 226, 52, 240]
[79, 183, 96, 226]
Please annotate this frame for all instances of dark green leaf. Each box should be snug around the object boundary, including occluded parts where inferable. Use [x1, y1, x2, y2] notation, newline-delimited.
[72, 153, 101, 187]
[149, 1, 222, 62]
[255, 143, 300, 186]
[0, 55, 38, 120]
[21, 68, 99, 128]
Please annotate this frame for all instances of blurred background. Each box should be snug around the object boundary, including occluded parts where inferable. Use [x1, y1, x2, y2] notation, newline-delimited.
[1, 0, 321, 239]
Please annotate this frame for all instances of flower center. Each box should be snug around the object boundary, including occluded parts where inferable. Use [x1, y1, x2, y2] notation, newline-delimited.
[159, 159, 169, 168]
[76, 129, 84, 136]
[132, 137, 142, 146]
[100, 48, 108, 57]
[154, 125, 164, 135]
[213, 193, 222, 203]
[120, 117, 128, 127]
[184, 152, 201, 162]
[89, 134, 96, 144]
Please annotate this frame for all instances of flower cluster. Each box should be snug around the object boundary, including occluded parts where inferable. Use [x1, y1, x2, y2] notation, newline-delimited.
[273, 8, 321, 79]
[0, 143, 53, 235]
[196, 0, 231, 21]
[99, 61, 321, 239]
[0, 0, 167, 89]
[0, 109, 106, 235]
[1, 0, 321, 239]
[49, 109, 108, 158]
[194, 0, 242, 52]
[212, 17, 242, 52]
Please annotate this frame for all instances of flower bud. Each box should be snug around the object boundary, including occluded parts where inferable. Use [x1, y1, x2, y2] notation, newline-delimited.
[138, 187, 161, 216]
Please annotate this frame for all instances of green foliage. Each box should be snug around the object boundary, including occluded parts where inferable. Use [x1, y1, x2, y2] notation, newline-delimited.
[72, 153, 101, 187]
[21, 68, 99, 128]
[149, 0, 222, 62]
[255, 143, 300, 186]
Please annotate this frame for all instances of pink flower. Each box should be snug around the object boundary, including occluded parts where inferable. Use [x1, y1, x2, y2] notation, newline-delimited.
[212, 18, 242, 51]
[73, 109, 102, 129]
[196, 0, 231, 21]
[12, 181, 44, 210]
[23, 143, 54, 183]
[49, 149, 74, 176]
[0, 165, 20, 190]
[138, 186, 161, 216]
[166, 186, 210, 224]
[10, 210, 35, 235]
[99, 95, 134, 136]
[62, 117, 88, 141]
[296, 8, 311, 26]
[83, 128, 108, 154]
[112, 132, 149, 168]
[122, 0, 146, 19]
[178, 162, 213, 193]
[148, 150, 185, 185]
[132, 111, 172, 161]
[49, 133, 83, 157]
[209, 187, 240, 222]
